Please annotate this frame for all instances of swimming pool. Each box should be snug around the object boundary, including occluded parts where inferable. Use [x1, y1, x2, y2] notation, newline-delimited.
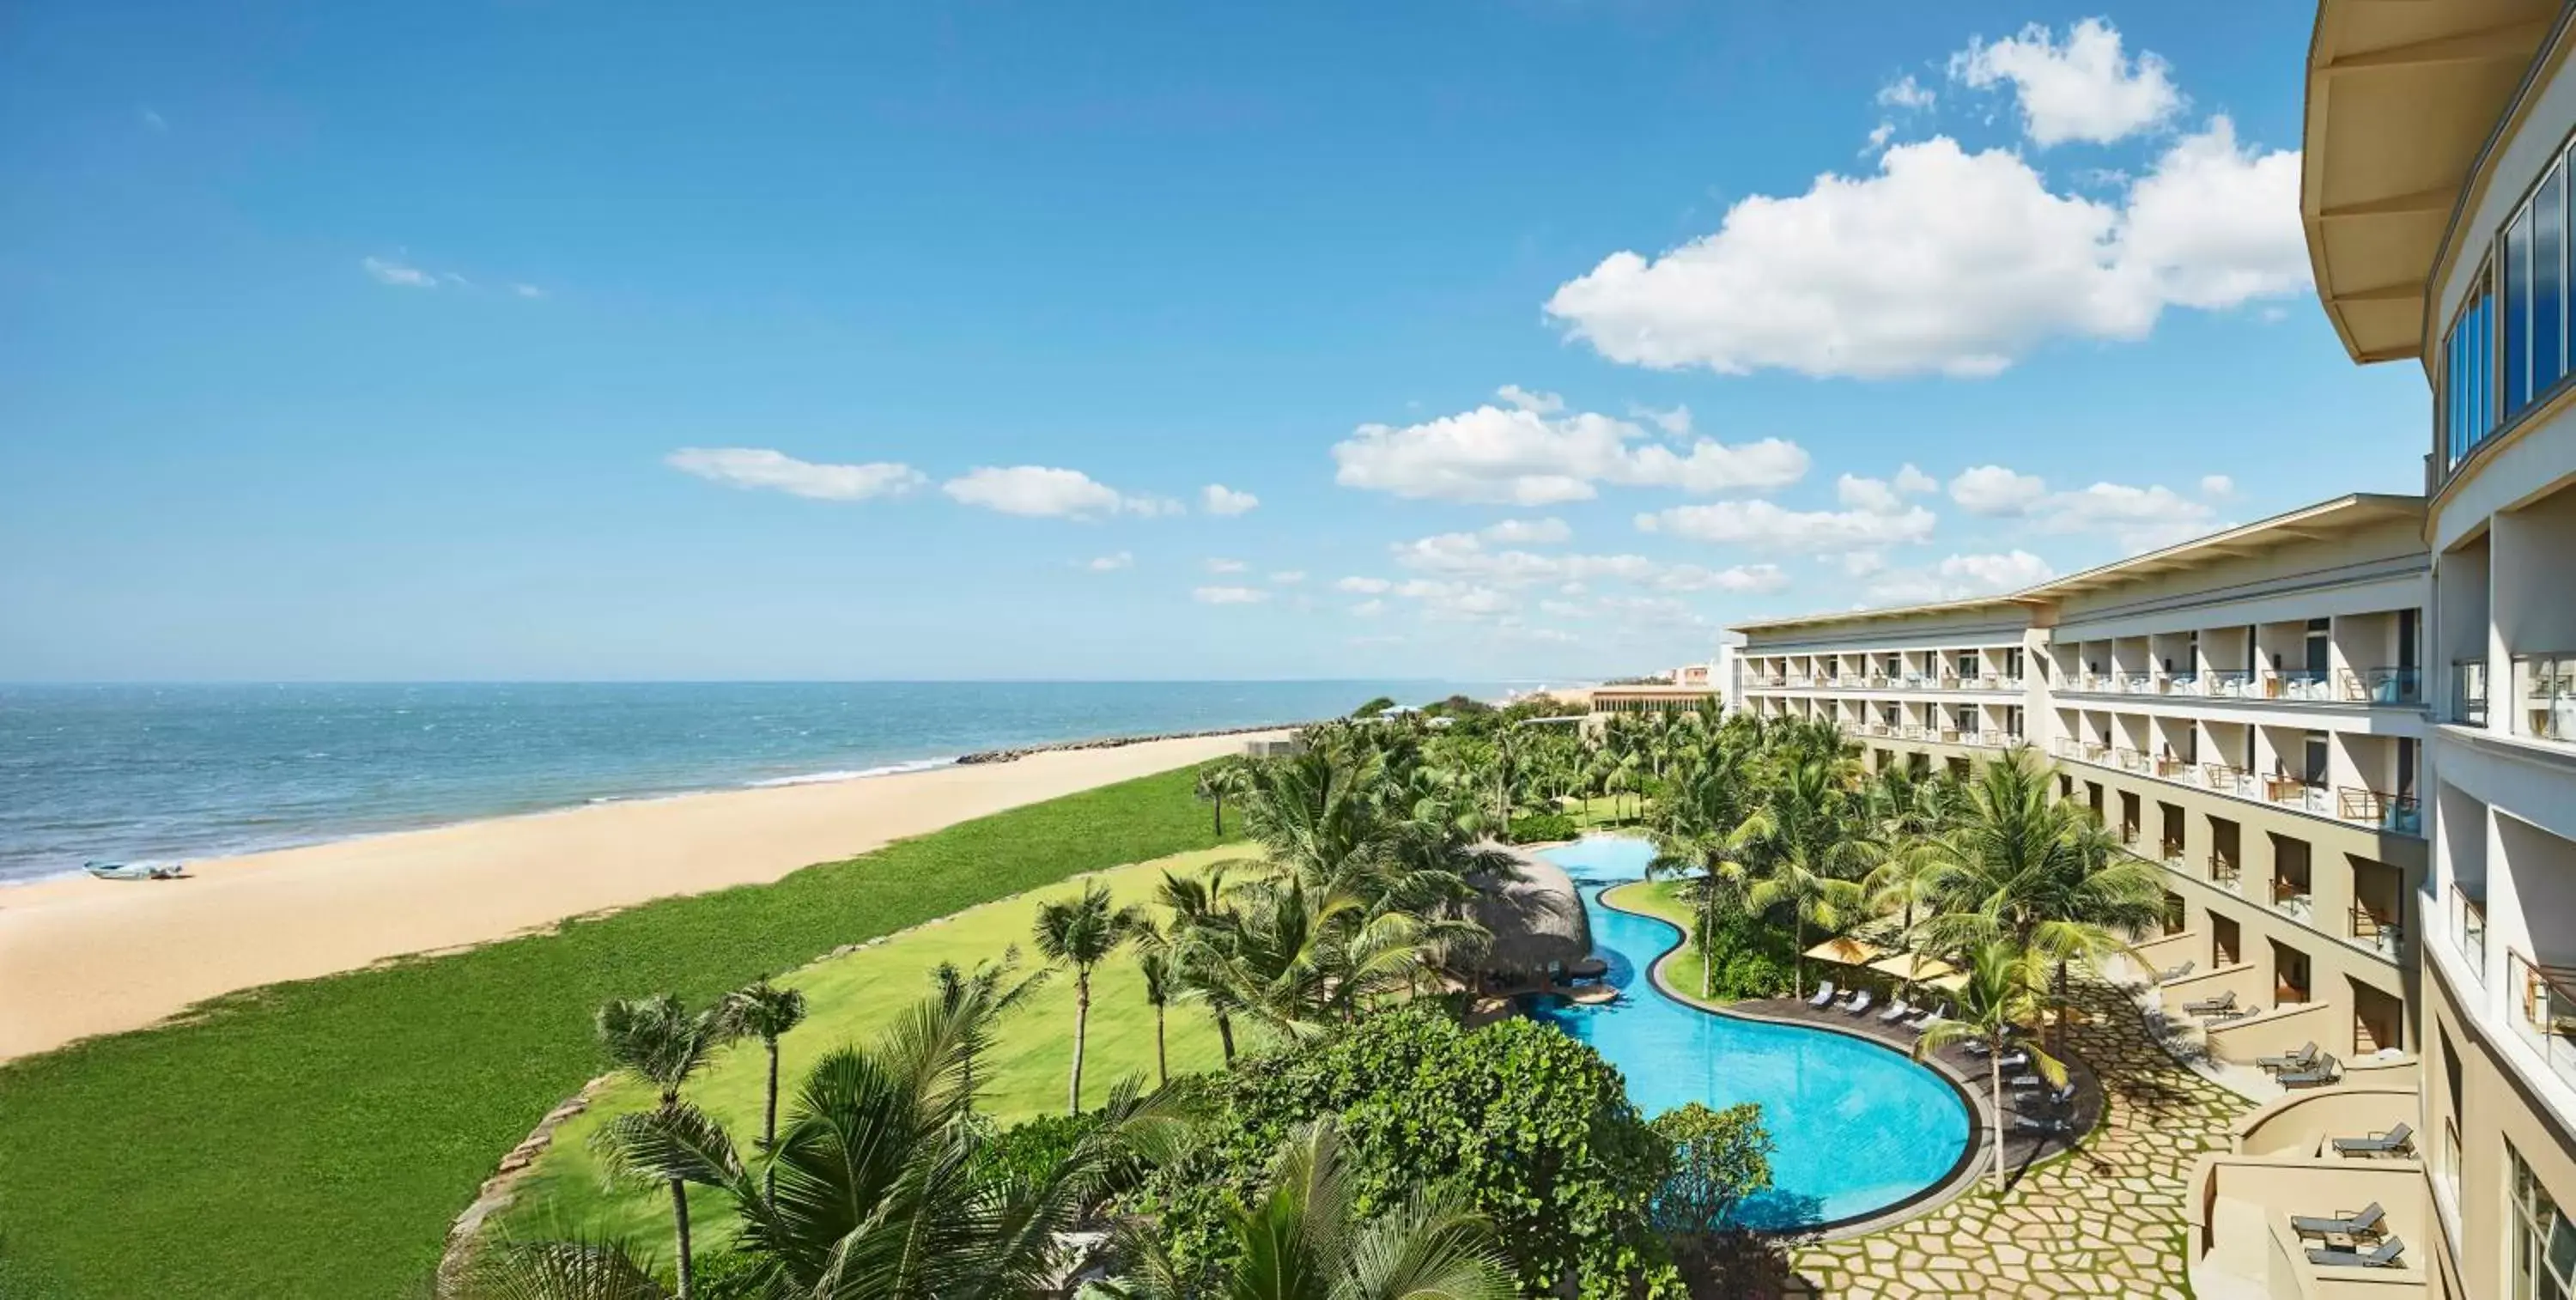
[1524, 835, 1972, 1230]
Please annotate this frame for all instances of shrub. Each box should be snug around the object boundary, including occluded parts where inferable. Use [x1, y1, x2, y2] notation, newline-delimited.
[1671, 900, 1799, 1000]
[1132, 1007, 1682, 1300]
[1350, 696, 1397, 719]
[1508, 811, 1580, 843]
[979, 1111, 1099, 1189]
[1647, 1103, 1773, 1238]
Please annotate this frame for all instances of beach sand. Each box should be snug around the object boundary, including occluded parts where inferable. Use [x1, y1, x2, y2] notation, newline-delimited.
[0, 731, 1277, 1062]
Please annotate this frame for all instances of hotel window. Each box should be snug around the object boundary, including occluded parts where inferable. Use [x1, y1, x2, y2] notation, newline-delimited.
[2511, 1144, 2574, 1300]
[2447, 270, 2497, 469]
[2508, 159, 2572, 422]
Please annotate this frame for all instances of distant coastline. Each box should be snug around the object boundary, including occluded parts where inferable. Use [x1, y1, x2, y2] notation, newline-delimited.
[954, 720, 1309, 765]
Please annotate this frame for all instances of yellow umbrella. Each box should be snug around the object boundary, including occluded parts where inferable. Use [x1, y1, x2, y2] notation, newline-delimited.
[1801, 935, 1892, 967]
[1867, 951, 1960, 985]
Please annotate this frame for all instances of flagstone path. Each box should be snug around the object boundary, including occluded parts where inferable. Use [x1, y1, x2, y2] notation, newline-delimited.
[1784, 980, 2248, 1299]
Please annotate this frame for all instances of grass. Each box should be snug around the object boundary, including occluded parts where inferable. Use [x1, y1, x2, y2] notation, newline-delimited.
[0, 765, 1234, 1300]
[1601, 878, 1712, 999]
[507, 847, 1248, 1252]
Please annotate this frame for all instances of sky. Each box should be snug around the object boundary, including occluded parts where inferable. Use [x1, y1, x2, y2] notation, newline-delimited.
[0, 2, 2434, 683]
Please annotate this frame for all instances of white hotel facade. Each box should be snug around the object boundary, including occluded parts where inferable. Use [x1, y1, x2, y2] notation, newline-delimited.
[1720, 5, 2576, 1296]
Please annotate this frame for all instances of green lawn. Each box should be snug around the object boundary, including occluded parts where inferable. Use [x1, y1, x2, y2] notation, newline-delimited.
[1600, 878, 1711, 999]
[0, 766, 1234, 1300]
[505, 848, 1250, 1252]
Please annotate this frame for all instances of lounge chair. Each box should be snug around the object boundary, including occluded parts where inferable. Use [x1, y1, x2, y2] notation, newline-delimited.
[2180, 989, 2236, 1015]
[2004, 1072, 2044, 1088]
[1963, 1038, 1994, 1056]
[1879, 998, 1914, 1023]
[2330, 1123, 2414, 1158]
[1995, 1050, 2030, 1070]
[2013, 1115, 2073, 1136]
[2014, 1080, 2079, 1109]
[2278, 1054, 2342, 1088]
[1907, 1003, 1949, 1029]
[2306, 1236, 2405, 1269]
[2205, 1003, 2260, 1024]
[2289, 1201, 2385, 1241]
[2156, 960, 2194, 983]
[1807, 981, 1837, 1009]
[2257, 1042, 2319, 1072]
[1844, 990, 1874, 1016]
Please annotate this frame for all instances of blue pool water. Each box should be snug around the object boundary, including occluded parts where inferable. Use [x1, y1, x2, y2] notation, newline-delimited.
[1526, 835, 1972, 1230]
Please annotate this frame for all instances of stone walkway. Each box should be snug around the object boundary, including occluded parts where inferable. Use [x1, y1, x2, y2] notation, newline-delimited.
[1784, 980, 2249, 1299]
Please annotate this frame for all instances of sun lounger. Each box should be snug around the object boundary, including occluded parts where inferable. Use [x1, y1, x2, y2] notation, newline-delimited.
[2156, 960, 2193, 983]
[1879, 998, 1914, 1023]
[2289, 1202, 2385, 1241]
[2278, 1054, 2342, 1088]
[2256, 1042, 2319, 1072]
[1963, 1038, 1993, 1056]
[1843, 990, 1874, 1015]
[1807, 981, 1837, 1009]
[2330, 1123, 2413, 1158]
[1907, 1003, 1948, 1030]
[2013, 1080, 2079, 1109]
[1995, 1050, 2029, 1070]
[2004, 1072, 2044, 1088]
[2306, 1236, 2404, 1269]
[2013, 1115, 2073, 1135]
[2180, 989, 2235, 1015]
[2204, 1003, 2260, 1024]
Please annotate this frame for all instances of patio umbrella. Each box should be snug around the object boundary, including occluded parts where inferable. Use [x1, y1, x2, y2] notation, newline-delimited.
[1867, 951, 1960, 985]
[1801, 935, 1892, 967]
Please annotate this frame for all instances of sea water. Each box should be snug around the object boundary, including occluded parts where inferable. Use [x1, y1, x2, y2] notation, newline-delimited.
[0, 680, 1499, 884]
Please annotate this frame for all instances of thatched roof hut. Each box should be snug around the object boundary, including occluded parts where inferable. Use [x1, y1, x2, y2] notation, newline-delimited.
[1469, 853, 1594, 979]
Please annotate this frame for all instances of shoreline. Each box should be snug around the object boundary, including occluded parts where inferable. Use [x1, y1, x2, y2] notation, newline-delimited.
[1, 719, 1313, 891]
[0, 728, 1286, 1062]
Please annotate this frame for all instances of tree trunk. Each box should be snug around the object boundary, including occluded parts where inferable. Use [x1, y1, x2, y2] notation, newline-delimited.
[1989, 1055, 2006, 1194]
[2052, 959, 2070, 1053]
[1217, 1012, 1236, 1066]
[1792, 914, 1806, 999]
[1154, 1005, 1168, 1087]
[1212, 794, 1223, 838]
[762, 1040, 781, 1208]
[671, 1177, 695, 1299]
[1068, 972, 1091, 1115]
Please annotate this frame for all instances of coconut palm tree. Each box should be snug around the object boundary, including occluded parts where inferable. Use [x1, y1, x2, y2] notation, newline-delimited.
[592, 994, 728, 1298]
[1135, 939, 1176, 1088]
[1195, 757, 1253, 838]
[929, 945, 1049, 1108]
[1032, 880, 1150, 1114]
[1730, 759, 1872, 999]
[1914, 941, 2067, 1194]
[1157, 866, 1249, 1065]
[716, 975, 807, 1209]
[1091, 1117, 1516, 1300]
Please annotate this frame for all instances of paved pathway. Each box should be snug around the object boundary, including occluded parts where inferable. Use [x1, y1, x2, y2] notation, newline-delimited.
[1785, 980, 2249, 1299]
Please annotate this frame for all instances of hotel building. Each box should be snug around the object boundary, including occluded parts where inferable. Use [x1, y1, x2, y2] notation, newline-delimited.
[1723, 4, 2576, 1293]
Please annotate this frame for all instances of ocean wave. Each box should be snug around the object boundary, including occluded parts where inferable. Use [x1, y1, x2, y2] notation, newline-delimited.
[744, 758, 957, 787]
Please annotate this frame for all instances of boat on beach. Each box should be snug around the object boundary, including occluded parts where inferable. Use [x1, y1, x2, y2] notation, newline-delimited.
[83, 860, 187, 881]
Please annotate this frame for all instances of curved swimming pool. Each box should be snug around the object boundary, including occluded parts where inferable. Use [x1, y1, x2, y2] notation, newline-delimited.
[1525, 835, 1972, 1230]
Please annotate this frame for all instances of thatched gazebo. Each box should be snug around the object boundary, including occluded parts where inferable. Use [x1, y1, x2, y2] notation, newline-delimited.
[1468, 854, 1595, 986]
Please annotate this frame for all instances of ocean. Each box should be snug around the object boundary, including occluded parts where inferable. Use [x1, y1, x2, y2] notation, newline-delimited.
[0, 680, 1504, 885]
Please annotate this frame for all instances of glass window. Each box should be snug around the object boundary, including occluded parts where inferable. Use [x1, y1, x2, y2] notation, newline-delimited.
[2511, 206, 2536, 415]
[2513, 1144, 2575, 1299]
[2449, 277, 2500, 470]
[2541, 163, 2567, 396]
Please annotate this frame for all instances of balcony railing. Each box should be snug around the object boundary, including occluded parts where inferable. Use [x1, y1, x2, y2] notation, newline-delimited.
[2507, 952, 2576, 1093]
[2340, 665, 2423, 705]
[2263, 775, 2330, 816]
[2113, 747, 2149, 773]
[2162, 671, 2199, 695]
[2205, 669, 2257, 698]
[2348, 902, 2403, 960]
[2160, 840, 2187, 869]
[2336, 787, 2423, 835]
[2202, 763, 2255, 798]
[2452, 658, 2488, 726]
[2208, 854, 2242, 893]
[2269, 668, 2335, 702]
[2455, 887, 2488, 983]
[2153, 755, 2192, 780]
[2272, 877, 2314, 922]
[2515, 653, 2576, 742]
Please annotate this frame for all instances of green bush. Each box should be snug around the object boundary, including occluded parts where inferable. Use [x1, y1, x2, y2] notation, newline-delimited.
[1133, 1007, 1681, 1300]
[1647, 1102, 1773, 1237]
[1682, 905, 1800, 1000]
[1508, 811, 1580, 843]
[979, 1111, 1100, 1189]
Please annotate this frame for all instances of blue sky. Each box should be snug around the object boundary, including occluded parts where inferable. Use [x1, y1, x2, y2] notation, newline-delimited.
[0, 2, 2428, 682]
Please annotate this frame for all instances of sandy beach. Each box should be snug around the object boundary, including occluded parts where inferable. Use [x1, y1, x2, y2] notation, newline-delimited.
[0, 730, 1277, 1062]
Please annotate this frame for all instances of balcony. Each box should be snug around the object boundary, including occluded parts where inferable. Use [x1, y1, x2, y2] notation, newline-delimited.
[2507, 952, 2576, 1094]
[2270, 877, 2313, 923]
[2262, 775, 2330, 817]
[2159, 839, 2187, 870]
[2451, 658, 2488, 726]
[2515, 653, 2576, 741]
[2336, 787, 2423, 835]
[2208, 854, 2242, 894]
[2203, 669, 2257, 699]
[2348, 902, 2403, 960]
[2267, 668, 2335, 702]
[2454, 887, 2487, 983]
[2340, 665, 2422, 706]
[2112, 746, 2149, 774]
[2202, 763, 2255, 798]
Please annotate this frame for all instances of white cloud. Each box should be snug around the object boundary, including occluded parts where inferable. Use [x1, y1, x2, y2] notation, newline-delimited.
[1656, 562, 1791, 594]
[1271, 570, 1307, 584]
[1193, 586, 1270, 604]
[1545, 118, 2306, 380]
[1200, 483, 1260, 516]
[2034, 482, 2220, 553]
[1837, 466, 1937, 513]
[1204, 557, 1249, 574]
[942, 466, 1179, 519]
[1540, 598, 1589, 618]
[1350, 599, 1387, 617]
[1393, 579, 1514, 621]
[1331, 389, 1808, 504]
[1865, 122, 1897, 154]
[1948, 464, 2050, 516]
[666, 447, 927, 501]
[1337, 576, 1394, 595]
[1867, 549, 2057, 604]
[1840, 550, 1888, 577]
[1893, 464, 1939, 495]
[362, 257, 437, 289]
[1878, 75, 1937, 111]
[1637, 499, 1938, 550]
[137, 107, 167, 131]
[1083, 552, 1134, 572]
[2200, 474, 2237, 499]
[1391, 532, 1659, 587]
[1948, 18, 2182, 147]
[1630, 404, 1693, 435]
[1481, 517, 1573, 545]
[512, 283, 545, 299]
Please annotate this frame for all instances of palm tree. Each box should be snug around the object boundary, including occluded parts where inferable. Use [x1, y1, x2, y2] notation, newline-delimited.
[1157, 866, 1249, 1065]
[1032, 880, 1149, 1114]
[1134, 941, 1176, 1088]
[1196, 757, 1252, 838]
[1731, 759, 1872, 999]
[930, 945, 1049, 1107]
[1091, 1117, 1515, 1300]
[1915, 941, 2066, 1194]
[716, 975, 806, 1209]
[592, 994, 727, 1299]
[1917, 750, 2164, 1048]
